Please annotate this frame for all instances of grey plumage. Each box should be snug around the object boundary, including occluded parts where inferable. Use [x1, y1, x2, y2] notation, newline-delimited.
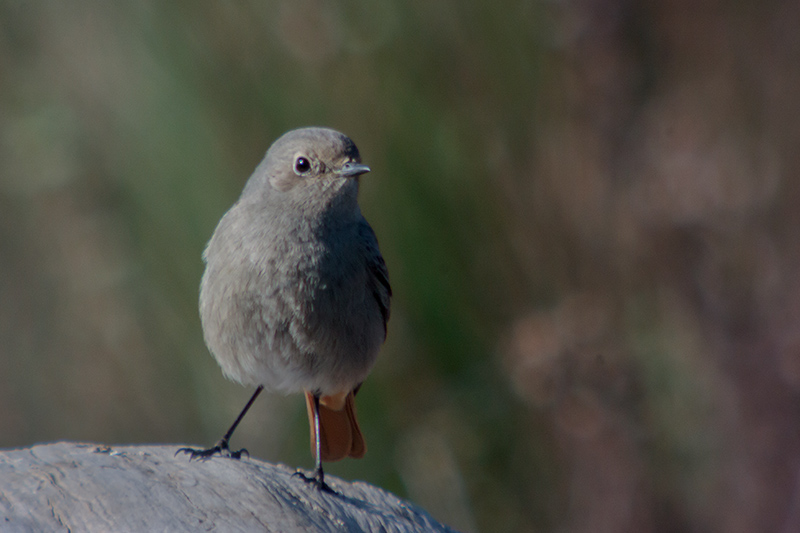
[199, 127, 391, 399]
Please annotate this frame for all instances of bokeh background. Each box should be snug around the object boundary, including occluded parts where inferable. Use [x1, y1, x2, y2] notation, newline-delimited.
[2, 1, 800, 532]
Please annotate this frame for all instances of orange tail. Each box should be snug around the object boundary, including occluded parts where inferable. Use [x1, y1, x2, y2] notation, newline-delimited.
[304, 389, 366, 462]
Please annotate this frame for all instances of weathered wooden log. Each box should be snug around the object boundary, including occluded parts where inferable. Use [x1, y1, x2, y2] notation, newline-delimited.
[0, 441, 458, 532]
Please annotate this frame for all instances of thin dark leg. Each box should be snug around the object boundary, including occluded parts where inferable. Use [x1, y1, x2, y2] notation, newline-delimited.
[177, 385, 264, 461]
[293, 392, 334, 493]
[312, 393, 325, 485]
[218, 385, 264, 447]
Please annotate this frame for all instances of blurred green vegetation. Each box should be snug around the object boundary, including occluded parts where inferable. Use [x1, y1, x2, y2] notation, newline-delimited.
[2, 1, 800, 532]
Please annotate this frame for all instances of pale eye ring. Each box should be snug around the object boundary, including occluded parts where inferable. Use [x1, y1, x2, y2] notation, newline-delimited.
[294, 156, 311, 174]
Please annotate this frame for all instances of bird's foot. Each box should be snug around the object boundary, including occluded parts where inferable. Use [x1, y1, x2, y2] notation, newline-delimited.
[176, 439, 249, 461]
[293, 469, 336, 494]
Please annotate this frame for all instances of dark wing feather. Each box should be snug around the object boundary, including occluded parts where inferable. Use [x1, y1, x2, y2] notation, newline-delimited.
[358, 221, 391, 338]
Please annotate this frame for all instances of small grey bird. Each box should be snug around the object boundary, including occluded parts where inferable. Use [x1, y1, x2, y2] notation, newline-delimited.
[178, 127, 391, 491]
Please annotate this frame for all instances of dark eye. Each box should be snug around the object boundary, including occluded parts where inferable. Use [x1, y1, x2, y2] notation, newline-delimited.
[294, 156, 311, 174]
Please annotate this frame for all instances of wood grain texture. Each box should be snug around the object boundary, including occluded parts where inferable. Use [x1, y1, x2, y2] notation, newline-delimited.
[0, 442, 458, 532]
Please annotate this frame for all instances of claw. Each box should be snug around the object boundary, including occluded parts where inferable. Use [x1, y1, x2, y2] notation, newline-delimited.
[176, 441, 248, 461]
[292, 469, 336, 494]
[177, 386, 263, 462]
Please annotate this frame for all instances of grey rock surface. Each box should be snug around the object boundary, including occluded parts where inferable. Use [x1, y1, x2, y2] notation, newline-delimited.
[0, 442, 457, 532]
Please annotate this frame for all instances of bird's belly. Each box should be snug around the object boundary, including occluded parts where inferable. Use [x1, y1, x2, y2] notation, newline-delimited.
[202, 260, 382, 395]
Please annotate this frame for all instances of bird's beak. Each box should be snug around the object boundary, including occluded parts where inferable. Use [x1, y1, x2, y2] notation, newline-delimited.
[336, 162, 371, 178]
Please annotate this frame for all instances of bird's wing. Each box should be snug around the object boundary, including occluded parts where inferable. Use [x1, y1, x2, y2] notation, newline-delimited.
[358, 220, 391, 338]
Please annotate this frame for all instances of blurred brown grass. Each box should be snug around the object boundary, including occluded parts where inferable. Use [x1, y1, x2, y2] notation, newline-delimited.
[2, 1, 800, 532]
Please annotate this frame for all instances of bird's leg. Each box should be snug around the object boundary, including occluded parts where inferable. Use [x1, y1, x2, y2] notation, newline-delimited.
[177, 385, 264, 460]
[294, 392, 335, 493]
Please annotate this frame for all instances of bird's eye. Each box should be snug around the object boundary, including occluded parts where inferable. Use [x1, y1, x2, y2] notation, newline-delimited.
[294, 156, 311, 175]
